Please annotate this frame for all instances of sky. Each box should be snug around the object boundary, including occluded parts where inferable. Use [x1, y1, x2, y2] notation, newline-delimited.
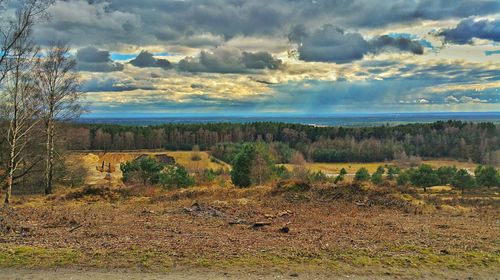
[21, 0, 500, 116]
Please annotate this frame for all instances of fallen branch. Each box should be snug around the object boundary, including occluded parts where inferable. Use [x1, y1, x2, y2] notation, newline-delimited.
[69, 224, 83, 233]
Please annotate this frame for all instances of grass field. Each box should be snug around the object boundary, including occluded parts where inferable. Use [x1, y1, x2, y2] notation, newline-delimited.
[282, 160, 480, 175]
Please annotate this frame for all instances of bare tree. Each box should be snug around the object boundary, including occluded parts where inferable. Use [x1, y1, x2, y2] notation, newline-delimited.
[35, 45, 82, 195]
[1, 19, 41, 205]
[1, 0, 53, 84]
[0, 0, 53, 205]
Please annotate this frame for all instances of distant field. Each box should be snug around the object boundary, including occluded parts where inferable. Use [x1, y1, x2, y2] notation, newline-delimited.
[68, 151, 229, 186]
[282, 160, 480, 175]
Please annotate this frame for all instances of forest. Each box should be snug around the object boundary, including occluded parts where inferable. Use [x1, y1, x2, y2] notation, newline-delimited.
[63, 121, 500, 165]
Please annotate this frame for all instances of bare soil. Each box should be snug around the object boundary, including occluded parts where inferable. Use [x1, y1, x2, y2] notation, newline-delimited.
[1, 182, 499, 279]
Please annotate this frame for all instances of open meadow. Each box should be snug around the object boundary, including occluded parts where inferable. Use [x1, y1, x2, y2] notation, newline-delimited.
[282, 160, 480, 176]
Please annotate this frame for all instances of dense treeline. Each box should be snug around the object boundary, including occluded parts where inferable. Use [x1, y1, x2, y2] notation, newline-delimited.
[63, 121, 500, 164]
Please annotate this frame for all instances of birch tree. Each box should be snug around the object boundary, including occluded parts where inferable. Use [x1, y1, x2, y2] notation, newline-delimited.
[1, 0, 52, 205]
[35, 45, 82, 195]
[1, 20, 40, 205]
[1, 0, 52, 84]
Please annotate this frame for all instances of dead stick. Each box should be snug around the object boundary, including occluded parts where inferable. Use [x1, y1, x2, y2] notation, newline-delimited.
[69, 224, 83, 233]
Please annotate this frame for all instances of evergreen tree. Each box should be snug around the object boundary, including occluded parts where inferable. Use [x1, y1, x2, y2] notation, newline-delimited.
[371, 171, 383, 185]
[159, 165, 195, 189]
[475, 166, 500, 187]
[409, 164, 440, 192]
[452, 169, 476, 193]
[387, 165, 400, 180]
[396, 170, 410, 186]
[354, 167, 370, 182]
[120, 157, 165, 185]
[231, 144, 256, 188]
[437, 166, 458, 185]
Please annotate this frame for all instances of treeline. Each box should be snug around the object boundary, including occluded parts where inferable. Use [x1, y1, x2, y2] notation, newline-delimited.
[63, 121, 500, 164]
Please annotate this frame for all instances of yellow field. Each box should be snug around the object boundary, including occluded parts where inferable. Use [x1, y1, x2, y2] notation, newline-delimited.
[69, 151, 229, 186]
[165, 151, 230, 171]
[282, 159, 481, 175]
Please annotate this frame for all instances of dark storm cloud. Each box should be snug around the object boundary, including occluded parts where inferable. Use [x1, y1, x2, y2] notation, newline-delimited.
[76, 47, 124, 72]
[439, 18, 500, 44]
[129, 51, 171, 69]
[291, 25, 424, 63]
[178, 46, 282, 73]
[370, 35, 424, 55]
[33, 0, 500, 47]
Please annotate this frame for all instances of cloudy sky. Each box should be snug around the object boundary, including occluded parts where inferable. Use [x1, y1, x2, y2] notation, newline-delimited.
[29, 0, 500, 116]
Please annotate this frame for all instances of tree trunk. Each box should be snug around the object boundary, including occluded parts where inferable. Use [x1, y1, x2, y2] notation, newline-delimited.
[45, 119, 55, 195]
[5, 135, 16, 206]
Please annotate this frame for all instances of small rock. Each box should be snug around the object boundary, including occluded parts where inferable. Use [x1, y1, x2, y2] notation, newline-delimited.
[290, 272, 299, 277]
[279, 227, 290, 233]
[264, 214, 275, 219]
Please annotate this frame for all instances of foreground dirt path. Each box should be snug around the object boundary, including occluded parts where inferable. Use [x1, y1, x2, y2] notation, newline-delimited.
[1, 268, 498, 280]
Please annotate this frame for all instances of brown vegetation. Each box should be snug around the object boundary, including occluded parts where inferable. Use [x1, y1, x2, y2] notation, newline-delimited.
[1, 181, 498, 277]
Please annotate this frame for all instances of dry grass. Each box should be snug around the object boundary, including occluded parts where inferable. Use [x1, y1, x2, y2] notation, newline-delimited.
[67, 151, 229, 187]
[1, 183, 499, 276]
[282, 159, 481, 175]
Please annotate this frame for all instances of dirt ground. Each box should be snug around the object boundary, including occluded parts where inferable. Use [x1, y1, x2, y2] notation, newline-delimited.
[1, 182, 499, 279]
[1, 267, 498, 280]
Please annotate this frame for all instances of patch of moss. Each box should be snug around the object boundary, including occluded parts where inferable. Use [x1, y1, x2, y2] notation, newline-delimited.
[1, 245, 498, 273]
[0, 246, 80, 268]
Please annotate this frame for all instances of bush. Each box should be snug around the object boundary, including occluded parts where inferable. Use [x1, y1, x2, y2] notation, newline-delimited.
[354, 167, 370, 182]
[409, 164, 440, 192]
[396, 171, 410, 186]
[197, 169, 218, 184]
[376, 166, 385, 174]
[274, 165, 291, 180]
[309, 170, 328, 183]
[452, 169, 475, 193]
[437, 166, 458, 185]
[334, 168, 348, 183]
[386, 165, 400, 180]
[159, 165, 195, 189]
[120, 157, 165, 185]
[371, 171, 383, 185]
[475, 166, 500, 187]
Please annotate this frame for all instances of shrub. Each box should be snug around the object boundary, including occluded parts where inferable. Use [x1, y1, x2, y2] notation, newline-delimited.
[409, 164, 440, 192]
[120, 157, 165, 185]
[159, 165, 195, 189]
[354, 167, 370, 182]
[309, 170, 328, 183]
[198, 169, 218, 184]
[274, 165, 291, 180]
[475, 166, 500, 187]
[396, 171, 410, 186]
[452, 169, 475, 193]
[371, 171, 383, 185]
[437, 166, 458, 185]
[334, 168, 348, 183]
[376, 166, 385, 174]
[386, 165, 400, 180]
